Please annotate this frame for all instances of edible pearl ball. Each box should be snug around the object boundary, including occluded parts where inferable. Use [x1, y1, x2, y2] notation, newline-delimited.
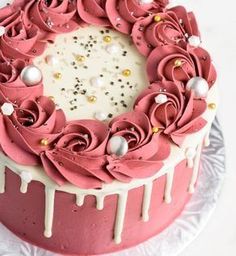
[188, 35, 201, 47]
[1, 103, 14, 116]
[105, 44, 119, 54]
[94, 111, 108, 121]
[90, 77, 103, 88]
[20, 65, 42, 86]
[155, 94, 168, 104]
[186, 77, 209, 99]
[45, 55, 59, 66]
[107, 136, 128, 157]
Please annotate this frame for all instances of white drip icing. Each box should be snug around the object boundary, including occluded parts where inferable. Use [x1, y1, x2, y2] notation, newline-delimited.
[204, 131, 211, 147]
[0, 164, 5, 194]
[44, 187, 55, 238]
[114, 192, 128, 244]
[20, 180, 28, 193]
[96, 195, 105, 210]
[142, 182, 153, 222]
[164, 168, 175, 204]
[76, 194, 85, 206]
[189, 144, 202, 194]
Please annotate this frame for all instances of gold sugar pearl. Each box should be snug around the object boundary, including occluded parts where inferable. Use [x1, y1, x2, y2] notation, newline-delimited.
[76, 55, 85, 62]
[40, 138, 49, 146]
[48, 96, 55, 102]
[122, 69, 131, 77]
[152, 127, 160, 134]
[103, 35, 112, 43]
[54, 72, 62, 80]
[208, 103, 216, 110]
[87, 95, 97, 103]
[174, 59, 182, 67]
[154, 15, 162, 23]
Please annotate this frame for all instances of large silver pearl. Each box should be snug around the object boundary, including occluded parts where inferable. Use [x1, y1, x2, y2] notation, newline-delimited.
[186, 77, 209, 99]
[20, 65, 42, 86]
[107, 136, 128, 157]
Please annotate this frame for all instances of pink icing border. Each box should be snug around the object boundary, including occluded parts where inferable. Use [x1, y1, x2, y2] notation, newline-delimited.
[0, 0, 217, 189]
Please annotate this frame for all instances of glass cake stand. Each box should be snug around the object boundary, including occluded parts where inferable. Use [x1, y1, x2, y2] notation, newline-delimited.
[0, 118, 225, 256]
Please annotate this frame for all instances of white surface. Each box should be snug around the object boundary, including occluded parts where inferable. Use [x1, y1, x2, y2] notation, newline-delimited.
[0, 0, 235, 255]
[177, 0, 236, 255]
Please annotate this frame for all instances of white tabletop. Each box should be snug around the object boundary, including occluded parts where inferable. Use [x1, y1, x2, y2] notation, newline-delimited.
[177, 0, 236, 255]
[0, 0, 235, 255]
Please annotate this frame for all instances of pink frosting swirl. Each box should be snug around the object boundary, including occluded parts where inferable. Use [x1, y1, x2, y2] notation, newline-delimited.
[0, 8, 47, 59]
[146, 45, 217, 88]
[106, 111, 170, 182]
[134, 81, 207, 145]
[41, 120, 113, 189]
[77, 0, 110, 26]
[0, 96, 66, 165]
[132, 6, 199, 56]
[106, 0, 169, 34]
[24, 0, 79, 40]
[0, 59, 43, 104]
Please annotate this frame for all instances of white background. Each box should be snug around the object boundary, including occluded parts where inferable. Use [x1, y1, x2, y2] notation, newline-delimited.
[175, 0, 236, 255]
[0, 0, 236, 255]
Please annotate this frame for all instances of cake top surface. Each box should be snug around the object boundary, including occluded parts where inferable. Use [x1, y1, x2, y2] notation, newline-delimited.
[0, 0, 217, 190]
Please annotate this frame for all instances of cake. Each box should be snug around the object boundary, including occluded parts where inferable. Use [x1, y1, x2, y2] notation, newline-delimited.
[0, 0, 218, 255]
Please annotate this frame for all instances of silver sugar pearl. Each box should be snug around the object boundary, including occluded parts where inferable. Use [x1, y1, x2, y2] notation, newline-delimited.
[107, 136, 128, 157]
[186, 77, 209, 99]
[20, 65, 42, 86]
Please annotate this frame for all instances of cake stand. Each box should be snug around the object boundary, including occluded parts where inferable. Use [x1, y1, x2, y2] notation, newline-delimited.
[0, 118, 225, 256]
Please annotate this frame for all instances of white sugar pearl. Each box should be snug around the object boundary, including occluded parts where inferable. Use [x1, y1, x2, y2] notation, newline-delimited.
[188, 35, 201, 47]
[1, 103, 14, 116]
[105, 44, 119, 54]
[45, 55, 59, 66]
[0, 26, 5, 36]
[90, 77, 103, 88]
[20, 171, 33, 183]
[94, 111, 108, 121]
[186, 77, 209, 99]
[107, 136, 128, 157]
[139, 0, 153, 4]
[20, 65, 42, 86]
[155, 94, 168, 104]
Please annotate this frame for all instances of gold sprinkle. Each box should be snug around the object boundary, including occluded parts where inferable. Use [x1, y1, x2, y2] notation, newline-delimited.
[87, 95, 97, 103]
[40, 138, 49, 146]
[103, 35, 112, 43]
[76, 55, 85, 62]
[54, 72, 62, 79]
[152, 127, 159, 134]
[122, 69, 131, 77]
[154, 15, 162, 23]
[48, 96, 55, 102]
[174, 59, 182, 67]
[208, 103, 216, 110]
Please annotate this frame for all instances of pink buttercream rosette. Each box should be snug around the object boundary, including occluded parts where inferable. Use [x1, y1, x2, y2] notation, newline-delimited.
[132, 6, 200, 56]
[146, 44, 217, 88]
[106, 111, 170, 182]
[106, 0, 169, 34]
[41, 120, 113, 189]
[134, 81, 207, 145]
[0, 96, 66, 165]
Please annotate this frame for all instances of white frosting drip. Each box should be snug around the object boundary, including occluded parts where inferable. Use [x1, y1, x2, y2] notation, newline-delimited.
[114, 192, 128, 244]
[189, 144, 203, 194]
[0, 164, 5, 194]
[20, 180, 28, 194]
[164, 168, 174, 204]
[186, 147, 197, 168]
[204, 131, 211, 147]
[142, 182, 153, 222]
[76, 194, 85, 207]
[96, 195, 105, 210]
[44, 187, 55, 238]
